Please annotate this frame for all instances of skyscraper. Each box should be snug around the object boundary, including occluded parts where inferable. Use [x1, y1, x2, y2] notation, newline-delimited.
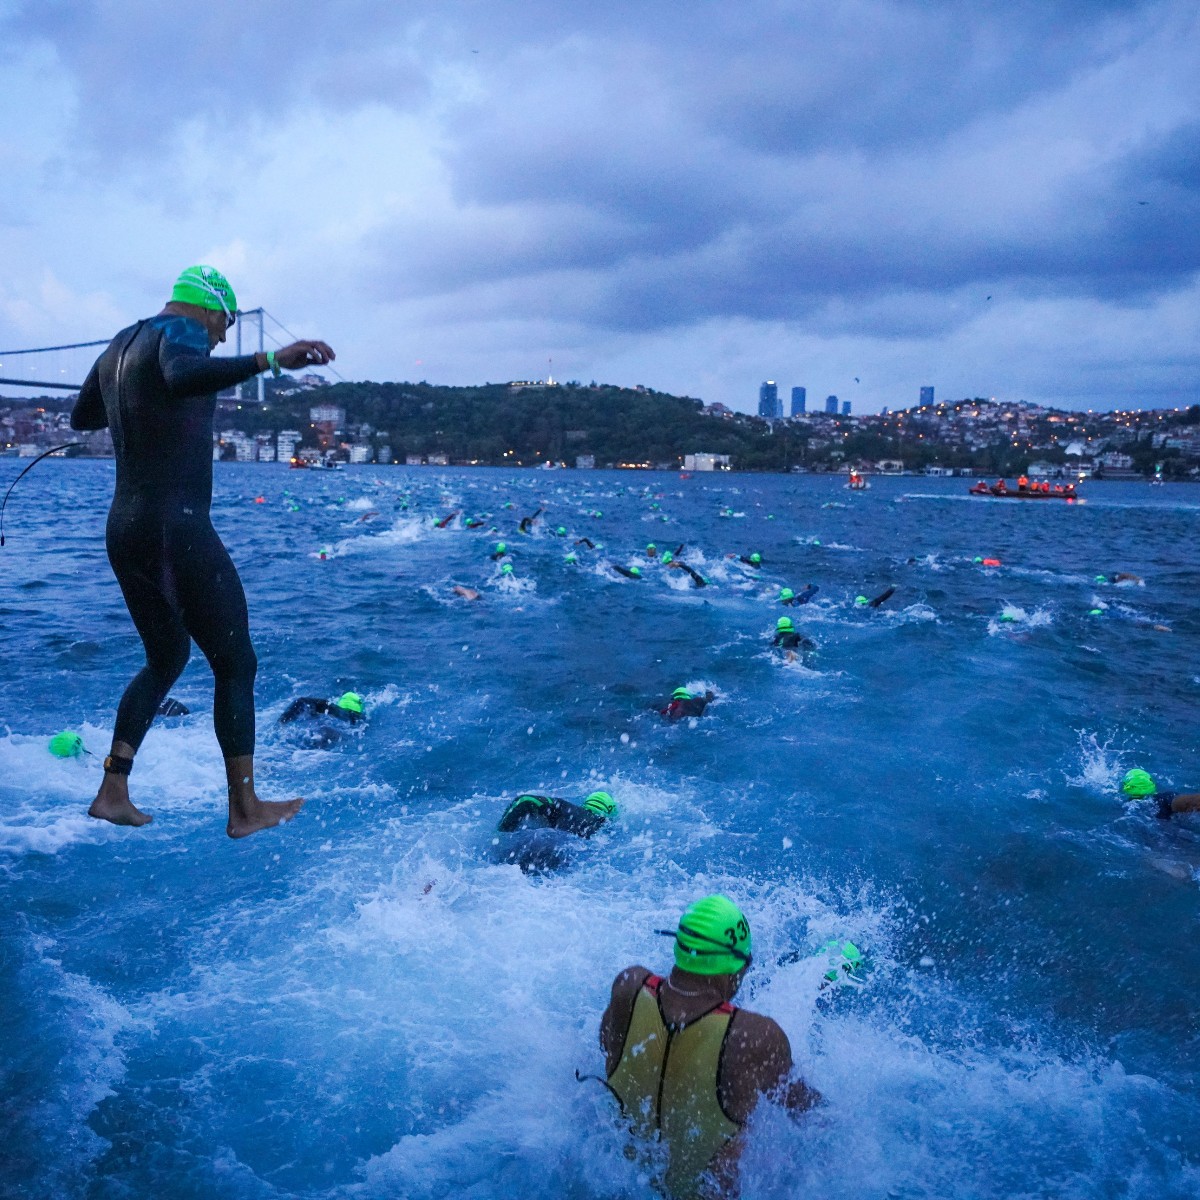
[759, 381, 780, 419]
[920, 386, 935, 406]
[790, 386, 806, 416]
[824, 394, 838, 414]
[841, 400, 851, 416]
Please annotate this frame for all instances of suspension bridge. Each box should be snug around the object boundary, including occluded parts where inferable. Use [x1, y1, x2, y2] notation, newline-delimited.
[0, 308, 339, 402]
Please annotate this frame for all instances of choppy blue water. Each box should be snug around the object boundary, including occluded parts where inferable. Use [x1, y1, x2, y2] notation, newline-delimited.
[2, 462, 1199, 1199]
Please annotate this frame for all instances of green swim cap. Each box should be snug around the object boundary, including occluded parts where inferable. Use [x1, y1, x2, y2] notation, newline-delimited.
[779, 588, 795, 601]
[672, 687, 692, 700]
[647, 544, 657, 553]
[335, 691, 364, 714]
[629, 566, 641, 577]
[855, 595, 869, 606]
[1095, 575, 1108, 583]
[170, 265, 237, 316]
[1121, 768, 1157, 798]
[583, 790, 618, 818]
[48, 731, 84, 758]
[750, 553, 762, 564]
[494, 542, 507, 553]
[661, 551, 674, 564]
[565, 552, 578, 563]
[669, 895, 751, 976]
[776, 616, 794, 631]
[819, 938, 863, 982]
[973, 556, 983, 564]
[501, 563, 514, 574]
[1088, 608, 1103, 616]
[556, 526, 566, 536]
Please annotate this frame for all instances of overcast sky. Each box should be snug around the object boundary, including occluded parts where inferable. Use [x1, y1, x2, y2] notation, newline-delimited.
[2, 0, 1198, 412]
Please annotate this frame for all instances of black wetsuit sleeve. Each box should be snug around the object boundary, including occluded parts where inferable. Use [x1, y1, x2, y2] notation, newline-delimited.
[70, 361, 106, 430]
[280, 698, 330, 724]
[158, 320, 261, 401]
[1155, 792, 1177, 819]
[546, 800, 606, 839]
[497, 795, 553, 832]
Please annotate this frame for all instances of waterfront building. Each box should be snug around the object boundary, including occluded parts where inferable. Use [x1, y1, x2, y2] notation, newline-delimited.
[277, 429, 302, 462]
[841, 400, 851, 416]
[684, 452, 732, 471]
[825, 394, 838, 414]
[791, 386, 806, 416]
[920, 386, 935, 406]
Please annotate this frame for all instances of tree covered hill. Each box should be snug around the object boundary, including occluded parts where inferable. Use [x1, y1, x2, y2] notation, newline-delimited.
[243, 380, 792, 468]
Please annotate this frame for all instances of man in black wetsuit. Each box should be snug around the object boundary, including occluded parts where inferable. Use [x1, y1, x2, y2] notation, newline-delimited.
[494, 790, 618, 872]
[772, 616, 815, 658]
[279, 691, 365, 749]
[660, 687, 716, 720]
[69, 265, 335, 837]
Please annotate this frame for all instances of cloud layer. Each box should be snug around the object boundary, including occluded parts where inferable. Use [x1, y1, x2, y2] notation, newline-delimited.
[2, 0, 1199, 410]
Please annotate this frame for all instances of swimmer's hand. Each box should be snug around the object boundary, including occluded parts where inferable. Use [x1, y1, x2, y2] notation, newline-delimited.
[270, 340, 337, 369]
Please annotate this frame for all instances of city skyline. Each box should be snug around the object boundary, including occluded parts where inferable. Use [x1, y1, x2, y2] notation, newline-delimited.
[1, 2, 1198, 415]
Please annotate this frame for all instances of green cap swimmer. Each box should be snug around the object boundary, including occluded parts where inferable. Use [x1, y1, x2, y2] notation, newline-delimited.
[776, 616, 794, 631]
[583, 790, 618, 818]
[494, 542, 507, 554]
[565, 552, 578, 564]
[672, 687, 693, 700]
[854, 595, 869, 606]
[335, 691, 364, 714]
[749, 552, 762, 564]
[501, 563, 514, 575]
[171, 265, 237, 320]
[48, 731, 84, 758]
[661, 551, 674, 564]
[818, 938, 863, 982]
[661, 895, 752, 976]
[779, 587, 795, 601]
[1121, 768, 1157, 798]
[629, 566, 642, 577]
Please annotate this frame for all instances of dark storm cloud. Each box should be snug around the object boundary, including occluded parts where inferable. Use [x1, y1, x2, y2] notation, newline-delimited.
[5, 0, 1199, 367]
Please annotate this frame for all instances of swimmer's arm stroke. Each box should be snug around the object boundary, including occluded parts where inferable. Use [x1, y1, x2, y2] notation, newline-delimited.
[69, 361, 106, 430]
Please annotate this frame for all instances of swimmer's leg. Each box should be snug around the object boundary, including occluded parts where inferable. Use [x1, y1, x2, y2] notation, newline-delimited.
[175, 523, 301, 838]
[91, 540, 193, 826]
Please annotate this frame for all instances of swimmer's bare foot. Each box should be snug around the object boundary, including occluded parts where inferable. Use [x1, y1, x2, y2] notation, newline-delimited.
[224, 753, 302, 839]
[88, 776, 153, 827]
[226, 794, 303, 839]
[87, 743, 153, 827]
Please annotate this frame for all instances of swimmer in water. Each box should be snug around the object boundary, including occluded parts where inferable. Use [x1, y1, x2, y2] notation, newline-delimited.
[660, 687, 716, 720]
[489, 541, 510, 561]
[611, 563, 643, 580]
[1095, 572, 1143, 584]
[279, 691, 365, 748]
[452, 585, 481, 601]
[854, 587, 895, 609]
[69, 265, 333, 837]
[434, 510, 460, 529]
[730, 551, 763, 568]
[772, 616, 815, 659]
[518, 508, 544, 534]
[575, 537, 596, 549]
[779, 584, 818, 607]
[599, 895, 820, 1199]
[494, 790, 618, 873]
[1121, 769, 1200, 818]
